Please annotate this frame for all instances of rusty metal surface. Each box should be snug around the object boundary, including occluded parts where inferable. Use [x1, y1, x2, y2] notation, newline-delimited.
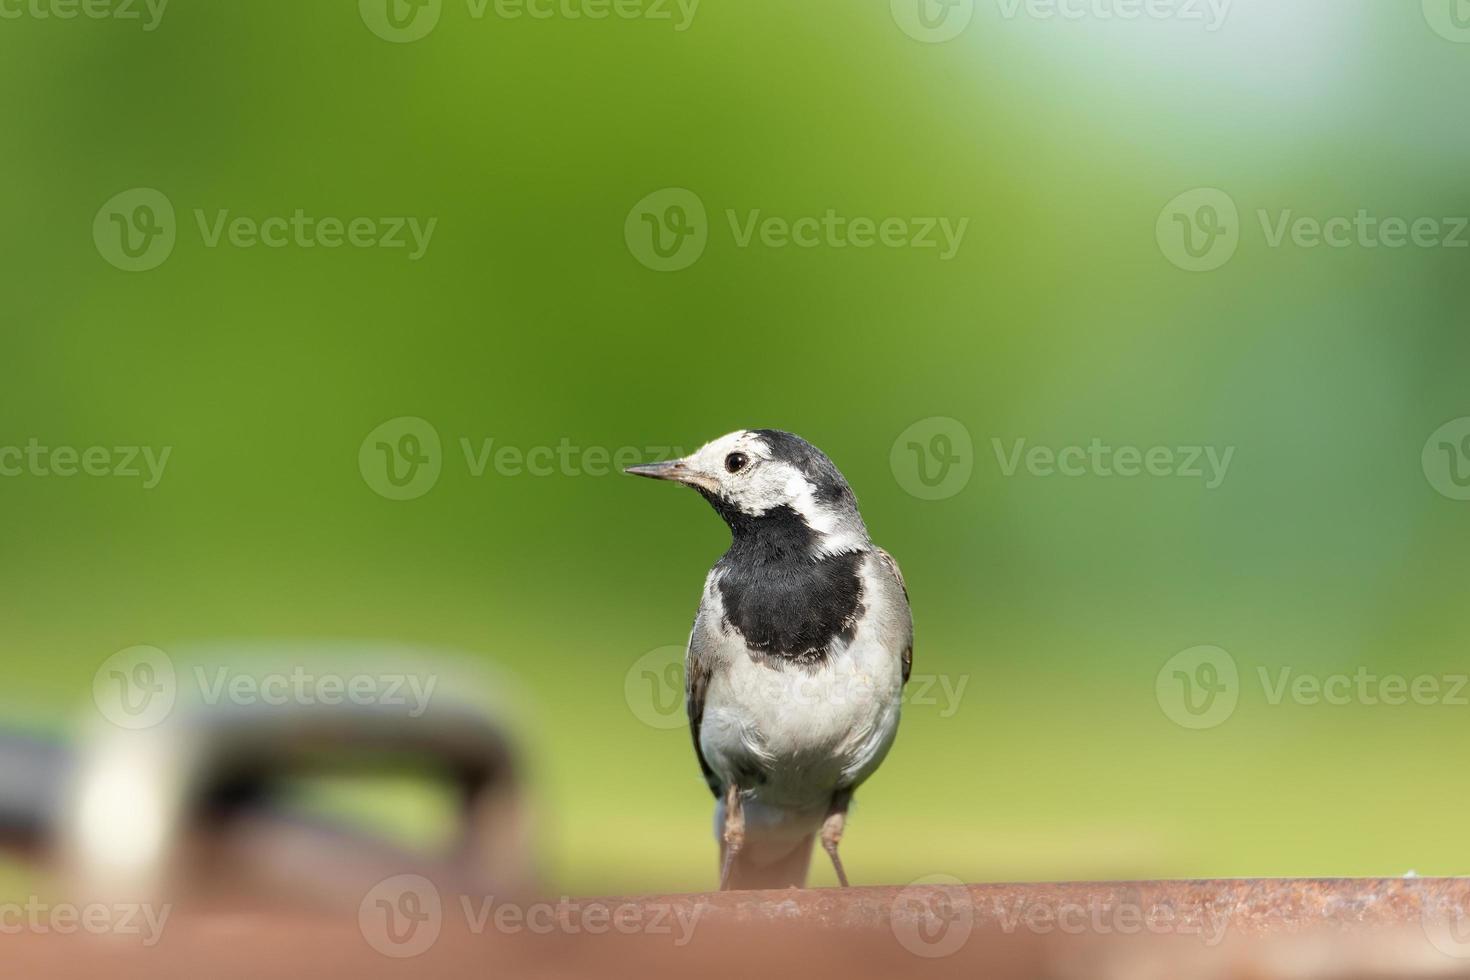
[615, 876, 1470, 933]
[9, 878, 1470, 980]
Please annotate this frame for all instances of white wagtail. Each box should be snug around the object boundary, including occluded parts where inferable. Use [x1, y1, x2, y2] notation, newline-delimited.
[628, 429, 913, 890]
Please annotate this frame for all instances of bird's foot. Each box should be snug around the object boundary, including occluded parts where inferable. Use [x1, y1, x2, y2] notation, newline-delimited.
[821, 804, 850, 888]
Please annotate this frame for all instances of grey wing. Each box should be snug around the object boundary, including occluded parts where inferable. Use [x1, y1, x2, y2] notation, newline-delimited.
[874, 547, 914, 686]
[686, 609, 722, 798]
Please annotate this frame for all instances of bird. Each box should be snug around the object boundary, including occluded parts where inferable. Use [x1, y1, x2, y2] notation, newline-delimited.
[626, 429, 913, 891]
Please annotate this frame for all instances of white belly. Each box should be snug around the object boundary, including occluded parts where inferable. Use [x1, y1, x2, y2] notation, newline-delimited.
[700, 633, 903, 832]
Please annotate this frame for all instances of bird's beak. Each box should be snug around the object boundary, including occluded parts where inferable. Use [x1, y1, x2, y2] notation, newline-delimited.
[624, 458, 717, 491]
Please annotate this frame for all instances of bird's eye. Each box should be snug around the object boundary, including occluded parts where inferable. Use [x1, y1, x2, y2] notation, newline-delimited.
[724, 452, 749, 474]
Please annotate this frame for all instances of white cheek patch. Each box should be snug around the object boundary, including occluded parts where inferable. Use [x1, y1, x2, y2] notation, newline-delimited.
[728, 466, 794, 517]
[784, 473, 868, 557]
[785, 473, 836, 533]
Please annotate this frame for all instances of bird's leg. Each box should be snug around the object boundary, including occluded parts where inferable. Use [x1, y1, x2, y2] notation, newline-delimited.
[820, 792, 852, 888]
[719, 783, 745, 890]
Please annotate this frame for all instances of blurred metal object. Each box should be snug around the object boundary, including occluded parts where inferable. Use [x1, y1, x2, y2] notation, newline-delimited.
[0, 735, 72, 859]
[57, 694, 535, 910]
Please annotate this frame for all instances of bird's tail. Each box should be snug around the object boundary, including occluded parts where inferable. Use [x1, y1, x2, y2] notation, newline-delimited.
[721, 833, 815, 891]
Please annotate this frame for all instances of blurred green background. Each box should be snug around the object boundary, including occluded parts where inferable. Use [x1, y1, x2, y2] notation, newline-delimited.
[2, 0, 1469, 895]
